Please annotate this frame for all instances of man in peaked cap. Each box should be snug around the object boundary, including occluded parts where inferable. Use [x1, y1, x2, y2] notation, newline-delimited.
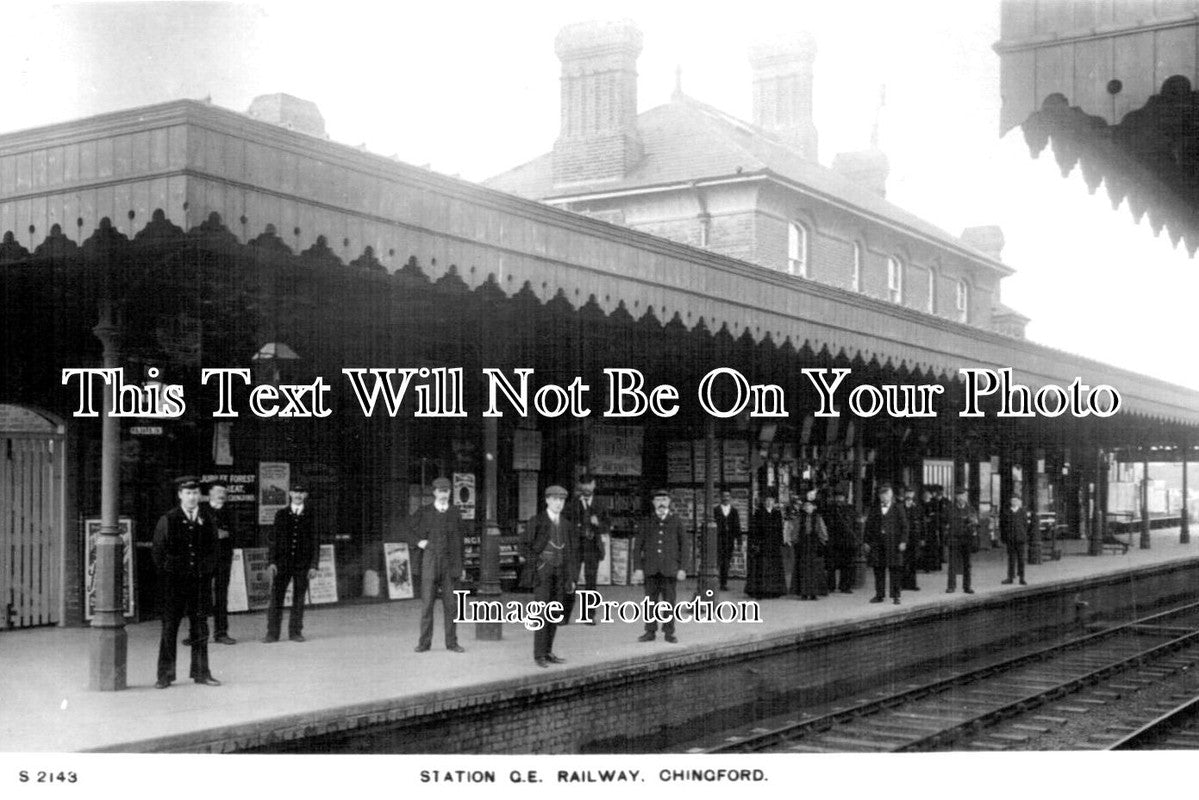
[263, 480, 320, 643]
[409, 477, 467, 653]
[529, 484, 578, 667]
[634, 488, 687, 643]
[152, 476, 220, 688]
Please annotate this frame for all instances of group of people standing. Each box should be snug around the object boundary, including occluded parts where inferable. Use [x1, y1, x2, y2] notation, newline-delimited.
[152, 475, 319, 689]
[732, 479, 1034, 607]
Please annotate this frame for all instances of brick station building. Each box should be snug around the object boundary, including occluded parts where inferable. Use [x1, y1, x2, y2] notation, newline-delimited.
[3, 34, 1199, 631]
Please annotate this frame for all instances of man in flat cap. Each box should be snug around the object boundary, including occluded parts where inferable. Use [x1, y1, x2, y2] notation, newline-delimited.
[263, 481, 320, 643]
[152, 476, 220, 688]
[863, 482, 909, 605]
[529, 485, 578, 667]
[634, 489, 687, 643]
[409, 477, 467, 653]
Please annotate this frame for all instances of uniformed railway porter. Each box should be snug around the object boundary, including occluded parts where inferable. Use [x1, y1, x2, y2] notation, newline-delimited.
[409, 477, 467, 653]
[262, 481, 320, 643]
[152, 476, 220, 688]
[634, 488, 687, 643]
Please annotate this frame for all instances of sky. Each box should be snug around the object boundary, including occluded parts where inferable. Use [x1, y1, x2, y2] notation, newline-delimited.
[5, 0, 1196, 389]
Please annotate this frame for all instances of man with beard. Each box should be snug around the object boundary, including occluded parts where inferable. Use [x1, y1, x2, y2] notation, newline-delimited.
[863, 483, 909, 605]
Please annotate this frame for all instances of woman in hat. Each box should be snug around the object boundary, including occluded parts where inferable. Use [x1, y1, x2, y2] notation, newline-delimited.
[746, 492, 787, 599]
[791, 489, 829, 600]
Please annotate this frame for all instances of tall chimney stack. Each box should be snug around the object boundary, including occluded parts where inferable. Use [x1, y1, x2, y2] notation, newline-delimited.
[748, 34, 818, 160]
[552, 20, 644, 187]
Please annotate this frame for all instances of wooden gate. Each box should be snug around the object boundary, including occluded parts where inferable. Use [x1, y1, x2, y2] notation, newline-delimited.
[0, 405, 64, 629]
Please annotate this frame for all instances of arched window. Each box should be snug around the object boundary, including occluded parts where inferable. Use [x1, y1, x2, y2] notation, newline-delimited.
[788, 222, 808, 277]
[956, 280, 970, 323]
[886, 256, 903, 303]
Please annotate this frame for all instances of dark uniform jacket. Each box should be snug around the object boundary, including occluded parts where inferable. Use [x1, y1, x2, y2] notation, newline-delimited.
[904, 501, 925, 544]
[153, 506, 218, 578]
[407, 504, 464, 576]
[635, 512, 686, 577]
[203, 503, 237, 557]
[863, 501, 909, 568]
[270, 505, 320, 574]
[529, 511, 579, 580]
[564, 497, 608, 560]
[1000, 505, 1033, 546]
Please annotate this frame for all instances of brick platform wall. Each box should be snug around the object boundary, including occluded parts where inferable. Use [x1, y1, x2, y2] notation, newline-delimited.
[115, 558, 1199, 754]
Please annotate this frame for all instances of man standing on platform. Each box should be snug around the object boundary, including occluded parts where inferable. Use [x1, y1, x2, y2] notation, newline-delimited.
[530, 485, 578, 666]
[204, 480, 237, 645]
[825, 485, 858, 594]
[410, 477, 467, 653]
[263, 481, 320, 644]
[863, 482, 908, 605]
[900, 486, 923, 592]
[714, 488, 741, 591]
[634, 489, 687, 643]
[945, 486, 979, 594]
[152, 476, 220, 688]
[1000, 494, 1032, 586]
[565, 474, 607, 625]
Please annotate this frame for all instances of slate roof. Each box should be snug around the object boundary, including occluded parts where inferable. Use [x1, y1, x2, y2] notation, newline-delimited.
[485, 94, 1010, 273]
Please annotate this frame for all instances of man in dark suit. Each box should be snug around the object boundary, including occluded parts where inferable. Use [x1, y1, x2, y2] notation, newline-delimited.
[1000, 494, 1032, 586]
[564, 474, 608, 625]
[529, 485, 578, 667]
[634, 488, 687, 643]
[900, 486, 923, 592]
[263, 481, 320, 643]
[152, 476, 220, 688]
[204, 480, 238, 645]
[714, 488, 741, 591]
[825, 485, 858, 594]
[863, 482, 909, 605]
[946, 486, 979, 594]
[409, 477, 467, 653]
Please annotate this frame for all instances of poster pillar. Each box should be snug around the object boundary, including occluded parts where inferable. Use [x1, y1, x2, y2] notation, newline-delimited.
[697, 417, 720, 602]
[1140, 451, 1151, 549]
[89, 299, 127, 691]
[476, 415, 502, 641]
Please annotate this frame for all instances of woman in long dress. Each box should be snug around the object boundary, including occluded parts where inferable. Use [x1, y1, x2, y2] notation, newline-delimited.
[746, 494, 787, 598]
[792, 491, 829, 599]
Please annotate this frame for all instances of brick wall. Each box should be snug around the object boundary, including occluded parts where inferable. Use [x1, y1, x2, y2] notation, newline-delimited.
[148, 558, 1199, 755]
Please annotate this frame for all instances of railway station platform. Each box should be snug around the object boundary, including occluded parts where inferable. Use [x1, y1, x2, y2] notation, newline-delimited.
[3, 527, 1198, 754]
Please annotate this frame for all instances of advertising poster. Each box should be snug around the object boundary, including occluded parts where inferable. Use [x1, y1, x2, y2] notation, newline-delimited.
[453, 472, 476, 520]
[257, 461, 290, 525]
[84, 518, 134, 620]
[666, 441, 692, 483]
[590, 425, 642, 476]
[608, 536, 630, 586]
[283, 544, 338, 607]
[512, 429, 541, 471]
[517, 471, 539, 521]
[242, 547, 273, 611]
[384, 542, 414, 600]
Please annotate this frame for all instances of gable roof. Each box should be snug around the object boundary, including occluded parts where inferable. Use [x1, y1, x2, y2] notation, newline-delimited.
[485, 94, 1011, 275]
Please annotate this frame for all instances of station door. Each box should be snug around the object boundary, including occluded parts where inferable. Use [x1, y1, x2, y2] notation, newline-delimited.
[922, 458, 955, 496]
[0, 405, 64, 629]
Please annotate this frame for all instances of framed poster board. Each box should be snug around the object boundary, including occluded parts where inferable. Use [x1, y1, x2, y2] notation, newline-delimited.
[84, 517, 134, 620]
[227, 548, 249, 613]
[384, 542, 415, 599]
[242, 547, 273, 611]
[258, 462, 290, 524]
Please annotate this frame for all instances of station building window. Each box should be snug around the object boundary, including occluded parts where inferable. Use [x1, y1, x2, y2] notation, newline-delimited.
[926, 269, 936, 313]
[851, 242, 862, 292]
[787, 222, 808, 277]
[886, 256, 903, 304]
[956, 280, 969, 323]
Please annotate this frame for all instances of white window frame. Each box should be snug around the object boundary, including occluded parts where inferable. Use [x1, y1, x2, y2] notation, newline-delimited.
[887, 256, 903, 303]
[787, 221, 808, 277]
[956, 280, 969, 323]
[926, 268, 935, 313]
[851, 242, 862, 292]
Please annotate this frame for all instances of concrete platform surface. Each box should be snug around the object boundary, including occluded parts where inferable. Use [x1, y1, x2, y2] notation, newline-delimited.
[1, 529, 1195, 752]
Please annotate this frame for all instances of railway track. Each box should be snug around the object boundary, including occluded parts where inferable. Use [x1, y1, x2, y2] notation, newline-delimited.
[1107, 694, 1199, 749]
[694, 602, 1199, 753]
